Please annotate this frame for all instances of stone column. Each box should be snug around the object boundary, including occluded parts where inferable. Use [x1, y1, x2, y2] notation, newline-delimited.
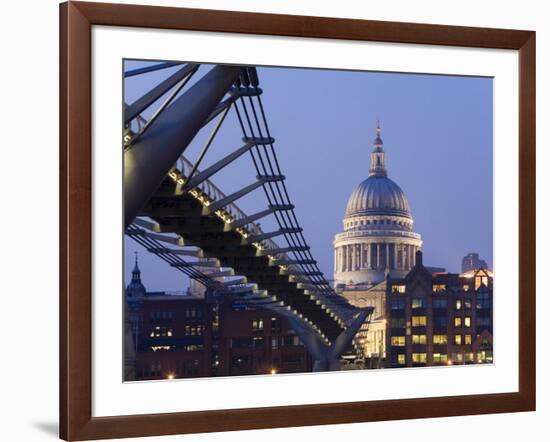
[393, 244, 398, 270]
[376, 243, 381, 269]
[386, 243, 390, 270]
[342, 245, 347, 272]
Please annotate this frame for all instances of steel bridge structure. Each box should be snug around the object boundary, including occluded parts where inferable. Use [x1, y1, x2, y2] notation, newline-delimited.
[124, 62, 373, 371]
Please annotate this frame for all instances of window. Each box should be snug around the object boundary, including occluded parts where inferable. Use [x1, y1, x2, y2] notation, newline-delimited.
[390, 318, 406, 328]
[455, 299, 462, 310]
[397, 354, 406, 365]
[230, 338, 252, 349]
[433, 299, 447, 309]
[412, 316, 427, 327]
[465, 334, 472, 345]
[476, 317, 491, 327]
[252, 319, 264, 333]
[412, 334, 427, 344]
[475, 275, 489, 290]
[433, 334, 448, 344]
[253, 336, 265, 349]
[392, 285, 406, 294]
[271, 337, 279, 350]
[454, 317, 462, 327]
[464, 352, 474, 362]
[454, 334, 462, 345]
[391, 336, 406, 346]
[452, 353, 464, 362]
[433, 353, 447, 363]
[464, 299, 472, 309]
[463, 284, 470, 292]
[477, 292, 490, 309]
[432, 284, 446, 293]
[411, 298, 425, 309]
[464, 316, 472, 328]
[434, 316, 447, 328]
[390, 298, 406, 310]
[412, 353, 427, 364]
[271, 317, 281, 334]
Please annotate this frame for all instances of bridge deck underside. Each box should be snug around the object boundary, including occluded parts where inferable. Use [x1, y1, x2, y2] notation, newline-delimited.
[140, 178, 345, 342]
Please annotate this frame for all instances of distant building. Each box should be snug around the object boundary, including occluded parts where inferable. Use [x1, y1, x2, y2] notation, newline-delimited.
[462, 252, 488, 273]
[386, 251, 493, 368]
[125, 256, 311, 380]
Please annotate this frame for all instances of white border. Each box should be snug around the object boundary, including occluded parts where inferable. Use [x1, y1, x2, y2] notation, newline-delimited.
[92, 25, 518, 418]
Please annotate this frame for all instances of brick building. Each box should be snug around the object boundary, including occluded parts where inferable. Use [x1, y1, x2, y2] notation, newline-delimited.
[386, 251, 493, 368]
[125, 257, 311, 381]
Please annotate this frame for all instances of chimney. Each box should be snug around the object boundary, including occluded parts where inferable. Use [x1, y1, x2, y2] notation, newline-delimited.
[415, 250, 423, 266]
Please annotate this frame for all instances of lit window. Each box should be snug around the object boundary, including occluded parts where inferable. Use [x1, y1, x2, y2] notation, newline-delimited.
[433, 335, 448, 344]
[412, 298, 425, 309]
[391, 336, 406, 346]
[412, 334, 426, 344]
[252, 319, 264, 332]
[452, 353, 464, 362]
[412, 316, 427, 327]
[397, 354, 405, 365]
[464, 352, 474, 362]
[433, 353, 447, 363]
[432, 284, 446, 293]
[463, 284, 470, 292]
[455, 299, 462, 310]
[454, 334, 462, 345]
[412, 353, 427, 364]
[392, 285, 406, 294]
[465, 334, 472, 345]
[475, 276, 489, 290]
[454, 317, 462, 327]
[464, 316, 472, 328]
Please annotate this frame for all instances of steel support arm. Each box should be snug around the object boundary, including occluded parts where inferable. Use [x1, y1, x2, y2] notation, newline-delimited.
[225, 205, 291, 230]
[124, 65, 243, 228]
[124, 64, 198, 124]
[242, 227, 302, 245]
[203, 180, 265, 214]
[258, 246, 309, 257]
[124, 62, 181, 78]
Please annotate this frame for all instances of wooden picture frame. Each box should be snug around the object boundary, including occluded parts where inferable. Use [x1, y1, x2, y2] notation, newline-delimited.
[60, 1, 536, 440]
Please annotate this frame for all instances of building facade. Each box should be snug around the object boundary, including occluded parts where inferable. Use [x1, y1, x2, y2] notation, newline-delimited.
[334, 124, 422, 363]
[125, 257, 311, 380]
[386, 251, 493, 368]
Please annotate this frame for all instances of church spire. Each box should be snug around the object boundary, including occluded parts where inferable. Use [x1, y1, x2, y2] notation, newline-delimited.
[368, 121, 387, 177]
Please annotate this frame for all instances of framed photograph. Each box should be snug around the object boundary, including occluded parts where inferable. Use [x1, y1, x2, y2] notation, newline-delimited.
[60, 1, 536, 440]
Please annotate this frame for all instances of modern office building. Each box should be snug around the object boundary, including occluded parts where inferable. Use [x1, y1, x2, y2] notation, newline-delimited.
[386, 251, 493, 368]
[462, 252, 489, 273]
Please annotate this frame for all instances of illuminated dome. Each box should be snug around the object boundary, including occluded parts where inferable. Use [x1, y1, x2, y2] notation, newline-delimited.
[345, 176, 411, 219]
[333, 122, 422, 287]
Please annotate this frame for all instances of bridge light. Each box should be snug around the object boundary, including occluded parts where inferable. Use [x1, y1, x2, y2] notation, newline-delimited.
[166, 373, 175, 380]
[270, 368, 277, 375]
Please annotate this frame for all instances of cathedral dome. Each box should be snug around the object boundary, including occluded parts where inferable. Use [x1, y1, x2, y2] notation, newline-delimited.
[345, 175, 411, 219]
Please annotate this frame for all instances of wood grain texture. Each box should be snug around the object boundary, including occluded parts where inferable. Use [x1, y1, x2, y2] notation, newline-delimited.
[59, 1, 536, 440]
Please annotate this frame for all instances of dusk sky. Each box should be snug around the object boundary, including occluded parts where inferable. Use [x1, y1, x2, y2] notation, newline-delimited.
[124, 61, 493, 292]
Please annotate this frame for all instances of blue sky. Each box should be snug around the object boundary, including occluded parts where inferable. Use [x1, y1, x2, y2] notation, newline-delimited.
[124, 61, 493, 292]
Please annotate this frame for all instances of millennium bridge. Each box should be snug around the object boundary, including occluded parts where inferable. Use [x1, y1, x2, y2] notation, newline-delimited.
[124, 63, 373, 371]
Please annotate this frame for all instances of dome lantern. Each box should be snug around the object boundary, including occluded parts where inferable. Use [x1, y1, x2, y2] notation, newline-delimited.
[369, 121, 387, 178]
